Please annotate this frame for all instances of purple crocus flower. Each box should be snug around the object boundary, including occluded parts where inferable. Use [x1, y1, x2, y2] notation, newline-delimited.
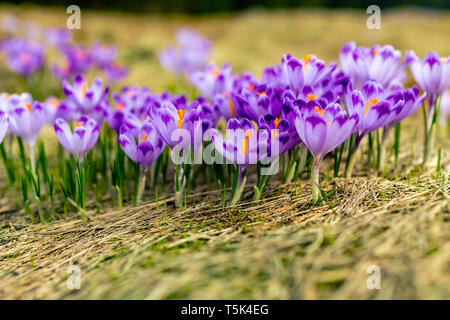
[293, 101, 359, 202]
[386, 85, 427, 128]
[63, 74, 109, 115]
[43, 97, 74, 124]
[150, 100, 203, 150]
[234, 84, 283, 121]
[0, 111, 8, 144]
[345, 80, 402, 138]
[52, 45, 92, 80]
[54, 116, 100, 162]
[102, 62, 128, 83]
[340, 42, 407, 90]
[406, 51, 450, 107]
[159, 29, 211, 75]
[344, 80, 403, 176]
[210, 118, 271, 205]
[119, 121, 166, 169]
[45, 28, 72, 49]
[2, 38, 44, 76]
[440, 90, 450, 126]
[8, 98, 47, 147]
[189, 63, 234, 99]
[91, 43, 117, 68]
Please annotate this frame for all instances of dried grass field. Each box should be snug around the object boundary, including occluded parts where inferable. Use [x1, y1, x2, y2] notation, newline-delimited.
[0, 6, 449, 299]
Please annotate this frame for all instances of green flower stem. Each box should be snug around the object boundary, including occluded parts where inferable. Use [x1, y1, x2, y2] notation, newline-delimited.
[378, 126, 389, 171]
[174, 164, 186, 208]
[136, 166, 148, 205]
[345, 134, 362, 178]
[311, 157, 321, 204]
[229, 166, 247, 207]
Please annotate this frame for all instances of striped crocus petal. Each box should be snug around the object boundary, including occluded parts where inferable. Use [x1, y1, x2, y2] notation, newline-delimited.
[0, 112, 9, 144]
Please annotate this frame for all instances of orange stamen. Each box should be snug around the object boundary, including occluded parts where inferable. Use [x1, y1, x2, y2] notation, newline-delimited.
[49, 98, 59, 108]
[139, 134, 148, 142]
[81, 83, 88, 98]
[314, 106, 325, 115]
[256, 91, 267, 97]
[306, 93, 316, 102]
[303, 54, 312, 70]
[273, 118, 281, 129]
[248, 84, 255, 92]
[4, 93, 10, 99]
[211, 68, 220, 77]
[75, 121, 84, 127]
[176, 109, 187, 129]
[24, 102, 31, 112]
[373, 49, 379, 56]
[365, 97, 379, 115]
[118, 103, 124, 110]
[240, 129, 254, 156]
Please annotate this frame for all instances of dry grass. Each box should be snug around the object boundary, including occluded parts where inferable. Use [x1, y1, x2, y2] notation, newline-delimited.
[0, 6, 449, 299]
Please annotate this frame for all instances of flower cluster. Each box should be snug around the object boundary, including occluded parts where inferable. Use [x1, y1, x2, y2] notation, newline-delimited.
[0, 25, 448, 224]
[0, 18, 127, 83]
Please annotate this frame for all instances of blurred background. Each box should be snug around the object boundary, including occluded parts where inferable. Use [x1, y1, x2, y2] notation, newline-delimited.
[0, 1, 449, 95]
[3, 0, 450, 13]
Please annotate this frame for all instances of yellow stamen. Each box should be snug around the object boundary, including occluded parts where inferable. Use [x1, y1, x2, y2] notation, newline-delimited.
[256, 91, 267, 97]
[373, 49, 379, 56]
[240, 129, 254, 156]
[248, 84, 255, 92]
[176, 109, 187, 129]
[75, 121, 84, 127]
[306, 93, 316, 102]
[4, 93, 10, 99]
[81, 83, 88, 98]
[24, 102, 31, 112]
[211, 68, 220, 77]
[273, 118, 281, 129]
[303, 54, 311, 70]
[364, 97, 379, 115]
[224, 92, 236, 117]
[314, 106, 325, 115]
[139, 134, 148, 142]
[49, 98, 59, 108]
[328, 122, 331, 127]
[442, 58, 447, 64]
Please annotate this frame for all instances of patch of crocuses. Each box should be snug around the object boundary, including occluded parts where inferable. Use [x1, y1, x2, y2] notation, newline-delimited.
[0, 22, 448, 225]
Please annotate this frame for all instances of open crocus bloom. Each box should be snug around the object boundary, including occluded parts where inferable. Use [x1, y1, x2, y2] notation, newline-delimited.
[189, 63, 234, 99]
[54, 116, 100, 162]
[8, 99, 47, 147]
[210, 118, 270, 169]
[119, 121, 166, 168]
[406, 51, 450, 106]
[159, 29, 211, 75]
[2, 38, 45, 76]
[43, 96, 74, 124]
[345, 80, 403, 138]
[63, 74, 109, 114]
[386, 85, 426, 128]
[234, 84, 283, 121]
[293, 102, 359, 161]
[150, 101, 204, 150]
[0, 111, 8, 144]
[340, 42, 406, 90]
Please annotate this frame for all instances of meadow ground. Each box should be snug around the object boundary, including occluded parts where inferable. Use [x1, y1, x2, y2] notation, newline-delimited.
[0, 6, 449, 299]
